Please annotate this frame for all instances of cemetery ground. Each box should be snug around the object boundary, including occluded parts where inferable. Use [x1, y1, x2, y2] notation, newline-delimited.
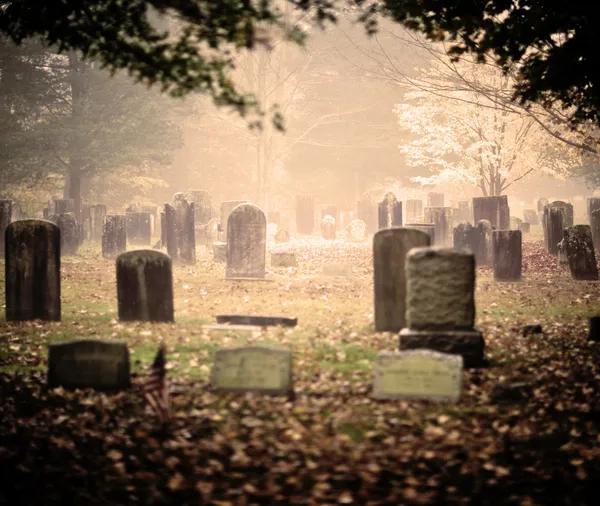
[1, 232, 600, 505]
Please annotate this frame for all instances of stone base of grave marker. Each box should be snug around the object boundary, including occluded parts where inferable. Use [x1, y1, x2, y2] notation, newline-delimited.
[398, 329, 485, 368]
[271, 251, 297, 267]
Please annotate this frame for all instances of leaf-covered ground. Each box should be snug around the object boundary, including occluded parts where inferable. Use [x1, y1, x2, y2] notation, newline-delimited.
[2, 230, 600, 505]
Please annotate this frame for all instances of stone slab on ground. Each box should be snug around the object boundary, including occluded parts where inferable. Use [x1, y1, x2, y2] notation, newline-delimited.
[216, 315, 298, 327]
[201, 324, 263, 338]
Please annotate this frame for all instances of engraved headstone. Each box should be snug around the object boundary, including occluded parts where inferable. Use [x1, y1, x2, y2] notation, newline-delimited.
[226, 203, 266, 279]
[211, 346, 293, 395]
[472, 196, 510, 229]
[374, 228, 430, 332]
[492, 230, 522, 281]
[5, 220, 61, 321]
[373, 350, 462, 402]
[102, 215, 127, 258]
[170, 194, 196, 264]
[564, 225, 599, 280]
[587, 199, 600, 251]
[543, 201, 573, 255]
[321, 215, 336, 240]
[378, 191, 402, 229]
[116, 250, 174, 322]
[48, 340, 130, 391]
[296, 195, 315, 235]
[187, 189, 212, 225]
[321, 205, 339, 231]
[557, 237, 569, 267]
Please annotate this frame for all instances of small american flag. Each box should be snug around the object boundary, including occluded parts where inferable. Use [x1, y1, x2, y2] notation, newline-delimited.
[142, 344, 171, 423]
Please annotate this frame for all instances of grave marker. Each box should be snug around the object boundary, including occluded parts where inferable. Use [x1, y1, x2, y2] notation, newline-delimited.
[492, 230, 522, 281]
[226, 203, 266, 279]
[102, 215, 126, 258]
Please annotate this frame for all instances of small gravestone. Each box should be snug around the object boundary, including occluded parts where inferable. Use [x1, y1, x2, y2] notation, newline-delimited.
[373, 350, 462, 401]
[590, 208, 600, 253]
[226, 204, 266, 279]
[523, 209, 538, 225]
[274, 229, 291, 243]
[116, 250, 174, 322]
[405, 223, 435, 244]
[0, 200, 13, 254]
[373, 228, 430, 332]
[271, 251, 297, 267]
[474, 220, 492, 266]
[492, 230, 522, 281]
[453, 222, 476, 252]
[564, 225, 598, 280]
[54, 213, 79, 256]
[557, 238, 569, 266]
[216, 315, 298, 327]
[296, 195, 315, 235]
[323, 263, 352, 277]
[126, 212, 152, 245]
[399, 247, 485, 367]
[211, 346, 293, 395]
[172, 193, 196, 264]
[5, 220, 61, 321]
[522, 324, 543, 337]
[48, 340, 130, 391]
[518, 222, 530, 234]
[378, 191, 402, 229]
[321, 215, 336, 240]
[357, 193, 377, 234]
[472, 196, 510, 230]
[205, 218, 220, 249]
[346, 219, 367, 241]
[221, 200, 248, 241]
[102, 215, 126, 258]
[406, 199, 423, 223]
[427, 193, 444, 207]
[89, 204, 107, 242]
[213, 241, 227, 262]
[424, 207, 453, 246]
[321, 205, 339, 231]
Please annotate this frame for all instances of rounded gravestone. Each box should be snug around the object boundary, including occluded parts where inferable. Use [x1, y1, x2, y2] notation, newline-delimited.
[453, 222, 476, 252]
[116, 250, 174, 322]
[346, 219, 367, 242]
[226, 204, 266, 279]
[5, 219, 61, 321]
[321, 215, 336, 240]
[373, 228, 431, 332]
[205, 218, 220, 249]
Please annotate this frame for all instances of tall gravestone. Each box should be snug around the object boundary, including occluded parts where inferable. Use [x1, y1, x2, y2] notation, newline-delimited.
[171, 193, 196, 264]
[587, 198, 600, 251]
[492, 230, 522, 281]
[321, 215, 336, 240]
[427, 193, 444, 207]
[564, 225, 598, 281]
[226, 204, 266, 279]
[523, 209, 538, 225]
[11, 201, 24, 222]
[116, 250, 174, 322]
[474, 220, 492, 266]
[424, 207, 453, 246]
[296, 195, 314, 235]
[472, 196, 510, 230]
[373, 228, 430, 332]
[0, 200, 12, 255]
[543, 201, 573, 255]
[5, 220, 61, 321]
[126, 212, 152, 245]
[221, 200, 248, 241]
[378, 191, 402, 229]
[102, 215, 127, 258]
[406, 200, 423, 223]
[453, 222, 477, 253]
[357, 193, 377, 235]
[54, 213, 79, 256]
[321, 205, 339, 231]
[399, 248, 485, 367]
[89, 204, 107, 242]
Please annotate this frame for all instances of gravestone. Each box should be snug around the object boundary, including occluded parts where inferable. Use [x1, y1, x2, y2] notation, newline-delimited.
[543, 202, 573, 255]
[357, 193, 377, 234]
[454, 201, 471, 223]
[226, 204, 266, 279]
[537, 198, 549, 212]
[523, 209, 539, 225]
[346, 219, 367, 242]
[54, 213, 79, 255]
[321, 215, 336, 240]
[274, 229, 291, 243]
[404, 223, 435, 244]
[49, 199, 74, 216]
[89, 204, 107, 242]
[10, 201, 23, 222]
[116, 250, 174, 322]
[170, 194, 196, 264]
[399, 247, 485, 367]
[406, 199, 423, 224]
[48, 340, 130, 391]
[557, 237, 569, 267]
[217, 315, 298, 327]
[102, 215, 127, 258]
[271, 251, 297, 267]
[472, 196, 510, 229]
[474, 220, 493, 266]
[587, 199, 600, 251]
[587, 197, 600, 224]
[126, 212, 152, 245]
[373, 228, 430, 332]
[564, 225, 598, 280]
[518, 222, 530, 234]
[453, 222, 477, 252]
[187, 189, 212, 225]
[221, 200, 248, 241]
[296, 195, 315, 235]
[427, 193, 444, 207]
[424, 207, 453, 246]
[321, 205, 339, 231]
[378, 191, 402, 229]
[0, 199, 12, 254]
[492, 230, 522, 281]
[510, 217, 522, 230]
[205, 218, 220, 249]
[211, 346, 293, 395]
[5, 220, 61, 321]
[373, 351, 462, 402]
[213, 241, 227, 262]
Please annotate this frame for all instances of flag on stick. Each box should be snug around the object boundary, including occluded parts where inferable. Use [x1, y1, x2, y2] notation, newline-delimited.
[142, 343, 170, 423]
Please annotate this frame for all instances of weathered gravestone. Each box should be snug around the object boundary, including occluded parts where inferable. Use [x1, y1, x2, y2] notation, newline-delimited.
[378, 191, 402, 229]
[48, 340, 130, 391]
[213, 241, 227, 262]
[373, 228, 430, 332]
[274, 229, 291, 243]
[373, 350, 463, 402]
[116, 250, 174, 322]
[453, 222, 477, 253]
[357, 193, 377, 234]
[321, 215, 336, 240]
[346, 219, 367, 242]
[454, 201, 471, 223]
[102, 215, 127, 258]
[472, 196, 510, 230]
[49, 199, 75, 216]
[518, 222, 531, 234]
[427, 193, 444, 207]
[474, 220, 493, 266]
[211, 346, 293, 395]
[187, 189, 212, 225]
[588, 199, 600, 251]
[406, 199, 424, 224]
[221, 200, 248, 241]
[543, 201, 573, 255]
[399, 247, 485, 367]
[126, 212, 152, 245]
[405, 223, 435, 244]
[537, 198, 549, 212]
[10, 201, 24, 222]
[424, 207, 453, 246]
[167, 193, 196, 264]
[205, 218, 220, 249]
[54, 213, 79, 255]
[557, 237, 569, 267]
[564, 225, 598, 280]
[523, 209, 539, 225]
[0, 199, 12, 254]
[321, 205, 339, 231]
[271, 251, 297, 267]
[89, 204, 107, 242]
[492, 230, 522, 281]
[5, 220, 61, 321]
[296, 195, 315, 235]
[226, 204, 266, 279]
[510, 216, 523, 230]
